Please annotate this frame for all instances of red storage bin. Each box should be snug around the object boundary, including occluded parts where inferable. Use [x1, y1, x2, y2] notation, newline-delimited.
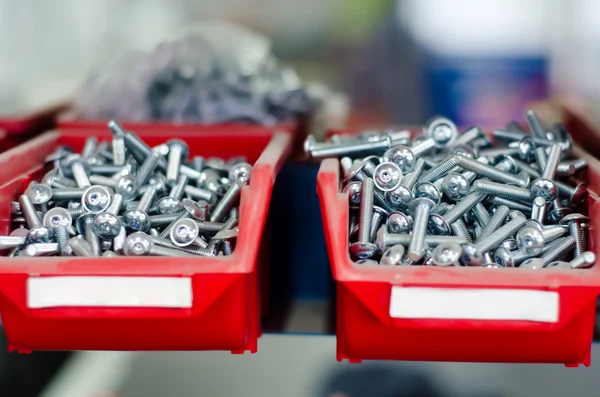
[317, 141, 600, 366]
[0, 103, 68, 136]
[0, 124, 292, 352]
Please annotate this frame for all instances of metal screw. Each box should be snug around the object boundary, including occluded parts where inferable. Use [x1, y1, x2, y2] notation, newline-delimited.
[349, 177, 379, 260]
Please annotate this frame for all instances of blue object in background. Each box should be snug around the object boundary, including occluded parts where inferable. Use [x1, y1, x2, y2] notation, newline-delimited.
[425, 54, 548, 126]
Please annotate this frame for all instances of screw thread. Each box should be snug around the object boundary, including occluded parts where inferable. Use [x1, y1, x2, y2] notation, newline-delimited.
[443, 192, 486, 225]
[473, 180, 532, 201]
[475, 214, 526, 253]
[542, 144, 562, 180]
[19, 195, 42, 228]
[72, 163, 91, 187]
[53, 188, 87, 200]
[408, 203, 431, 261]
[112, 135, 126, 166]
[69, 237, 95, 257]
[219, 217, 239, 231]
[400, 158, 425, 190]
[540, 236, 576, 264]
[309, 139, 389, 159]
[166, 146, 183, 183]
[149, 213, 184, 227]
[386, 233, 468, 247]
[569, 222, 586, 257]
[169, 175, 188, 200]
[222, 240, 233, 255]
[450, 219, 472, 243]
[90, 164, 126, 175]
[490, 197, 532, 213]
[54, 226, 69, 255]
[419, 155, 458, 183]
[136, 152, 161, 186]
[89, 174, 118, 188]
[138, 185, 158, 213]
[370, 211, 384, 243]
[358, 178, 375, 243]
[159, 212, 191, 238]
[471, 203, 491, 227]
[374, 188, 395, 213]
[210, 181, 244, 223]
[184, 185, 214, 202]
[81, 137, 99, 159]
[84, 223, 101, 256]
[526, 109, 547, 139]
[455, 155, 526, 186]
[151, 244, 198, 257]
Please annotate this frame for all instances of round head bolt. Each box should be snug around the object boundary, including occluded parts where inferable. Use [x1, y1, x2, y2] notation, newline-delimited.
[530, 177, 558, 202]
[494, 247, 517, 267]
[448, 144, 476, 158]
[432, 242, 462, 266]
[559, 213, 589, 227]
[25, 183, 53, 205]
[516, 226, 545, 256]
[124, 232, 153, 256]
[166, 139, 190, 185]
[27, 226, 54, 244]
[518, 137, 536, 162]
[170, 218, 200, 247]
[343, 181, 362, 209]
[214, 229, 238, 255]
[495, 154, 518, 174]
[383, 145, 414, 173]
[373, 162, 402, 192]
[520, 257, 545, 269]
[380, 244, 405, 266]
[122, 210, 151, 233]
[228, 162, 253, 184]
[92, 213, 122, 239]
[425, 117, 457, 148]
[460, 243, 482, 266]
[81, 185, 111, 213]
[413, 182, 441, 204]
[157, 196, 183, 214]
[568, 182, 587, 210]
[428, 213, 451, 236]
[43, 207, 72, 229]
[441, 173, 469, 201]
[115, 175, 138, 201]
[387, 211, 411, 234]
[183, 199, 210, 221]
[386, 184, 412, 209]
[343, 160, 367, 183]
[349, 241, 380, 261]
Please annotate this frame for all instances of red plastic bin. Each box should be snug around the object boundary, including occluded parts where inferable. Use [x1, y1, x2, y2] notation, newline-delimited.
[0, 124, 292, 352]
[317, 142, 600, 366]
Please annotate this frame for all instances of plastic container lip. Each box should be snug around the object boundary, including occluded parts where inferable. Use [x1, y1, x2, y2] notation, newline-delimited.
[0, 127, 292, 276]
[318, 133, 600, 286]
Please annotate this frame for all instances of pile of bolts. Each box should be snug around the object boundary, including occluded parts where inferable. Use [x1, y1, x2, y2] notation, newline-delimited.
[305, 110, 596, 269]
[4, 120, 250, 257]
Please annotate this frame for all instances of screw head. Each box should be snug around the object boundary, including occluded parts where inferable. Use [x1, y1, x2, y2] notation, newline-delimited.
[546, 206, 572, 223]
[116, 175, 138, 201]
[432, 242, 462, 266]
[343, 160, 367, 183]
[92, 213, 122, 239]
[559, 212, 589, 225]
[349, 242, 380, 260]
[304, 135, 316, 154]
[383, 145, 414, 173]
[441, 173, 469, 201]
[380, 244, 405, 265]
[42, 207, 72, 229]
[460, 243, 482, 266]
[518, 137, 536, 162]
[428, 213, 450, 235]
[387, 211, 411, 234]
[343, 181, 362, 209]
[27, 226, 54, 243]
[373, 162, 402, 192]
[569, 182, 587, 210]
[25, 183, 53, 204]
[425, 117, 457, 148]
[530, 178, 558, 201]
[157, 197, 183, 214]
[61, 154, 91, 177]
[182, 198, 209, 220]
[228, 162, 253, 184]
[214, 229, 239, 241]
[357, 259, 379, 265]
[497, 155, 518, 173]
[148, 173, 169, 194]
[170, 218, 200, 247]
[520, 257, 545, 269]
[448, 144, 476, 158]
[124, 232, 153, 256]
[81, 185, 111, 213]
[167, 139, 189, 158]
[122, 210, 151, 233]
[499, 238, 518, 251]
[413, 182, 441, 204]
[516, 226, 545, 256]
[385, 185, 412, 209]
[493, 247, 515, 267]
[545, 260, 571, 269]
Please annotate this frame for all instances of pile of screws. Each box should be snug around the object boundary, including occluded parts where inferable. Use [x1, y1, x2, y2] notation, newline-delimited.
[306, 111, 596, 269]
[4, 120, 250, 257]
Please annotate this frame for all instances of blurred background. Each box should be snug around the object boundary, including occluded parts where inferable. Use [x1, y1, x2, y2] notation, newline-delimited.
[2, 0, 600, 396]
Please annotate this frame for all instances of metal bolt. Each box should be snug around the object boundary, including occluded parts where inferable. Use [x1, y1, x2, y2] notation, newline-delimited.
[428, 191, 487, 235]
[407, 197, 436, 262]
[432, 242, 462, 266]
[560, 213, 589, 257]
[349, 177, 379, 260]
[530, 143, 561, 202]
[380, 245, 405, 266]
[210, 181, 245, 223]
[376, 227, 468, 250]
[125, 232, 197, 257]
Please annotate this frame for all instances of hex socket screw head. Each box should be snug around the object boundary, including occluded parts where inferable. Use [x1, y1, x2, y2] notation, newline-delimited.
[170, 218, 200, 247]
[343, 181, 362, 209]
[373, 162, 402, 192]
[441, 173, 469, 201]
[81, 185, 112, 213]
[25, 183, 53, 205]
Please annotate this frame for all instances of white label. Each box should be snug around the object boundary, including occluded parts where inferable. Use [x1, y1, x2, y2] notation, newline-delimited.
[27, 276, 192, 309]
[389, 286, 559, 322]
